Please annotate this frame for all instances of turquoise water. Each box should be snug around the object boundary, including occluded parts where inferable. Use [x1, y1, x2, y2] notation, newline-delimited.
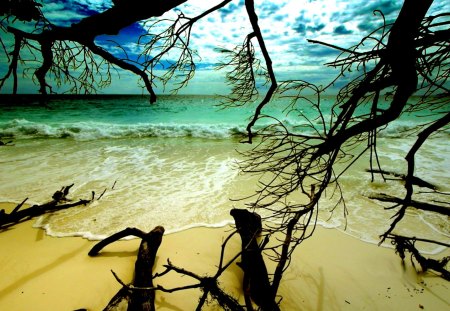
[0, 95, 448, 253]
[0, 95, 254, 139]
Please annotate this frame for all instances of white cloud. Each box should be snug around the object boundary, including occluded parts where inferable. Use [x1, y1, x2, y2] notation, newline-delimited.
[70, 0, 113, 11]
[41, 2, 83, 25]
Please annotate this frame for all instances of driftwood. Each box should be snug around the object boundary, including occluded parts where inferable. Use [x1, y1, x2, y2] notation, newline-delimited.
[153, 259, 244, 311]
[230, 208, 279, 311]
[369, 193, 450, 216]
[387, 234, 450, 281]
[366, 169, 438, 190]
[90, 225, 245, 311]
[89, 226, 165, 311]
[0, 184, 93, 230]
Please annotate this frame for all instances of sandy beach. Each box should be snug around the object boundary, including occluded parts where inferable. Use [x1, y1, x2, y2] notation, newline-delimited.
[0, 202, 449, 311]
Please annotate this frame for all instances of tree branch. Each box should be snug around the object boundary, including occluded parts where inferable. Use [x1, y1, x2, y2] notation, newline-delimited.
[370, 193, 450, 216]
[380, 112, 450, 239]
[2, 0, 188, 99]
[0, 184, 93, 230]
[243, 0, 277, 143]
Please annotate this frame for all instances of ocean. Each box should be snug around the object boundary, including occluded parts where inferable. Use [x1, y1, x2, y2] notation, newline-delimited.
[0, 94, 448, 254]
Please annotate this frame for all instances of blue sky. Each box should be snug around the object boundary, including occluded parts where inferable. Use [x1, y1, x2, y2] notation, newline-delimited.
[1, 0, 449, 95]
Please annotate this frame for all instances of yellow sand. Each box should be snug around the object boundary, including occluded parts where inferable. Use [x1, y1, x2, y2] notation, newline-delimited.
[0, 203, 448, 310]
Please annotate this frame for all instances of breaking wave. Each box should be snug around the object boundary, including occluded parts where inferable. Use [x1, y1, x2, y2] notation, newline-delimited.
[0, 119, 248, 140]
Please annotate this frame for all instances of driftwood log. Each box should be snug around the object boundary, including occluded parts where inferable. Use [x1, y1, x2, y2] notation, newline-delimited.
[370, 193, 450, 216]
[0, 184, 93, 230]
[153, 259, 244, 311]
[89, 226, 165, 311]
[88, 210, 283, 310]
[366, 169, 438, 190]
[230, 208, 279, 311]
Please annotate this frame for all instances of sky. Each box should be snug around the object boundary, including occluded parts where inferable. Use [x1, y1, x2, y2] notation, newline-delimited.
[1, 0, 449, 95]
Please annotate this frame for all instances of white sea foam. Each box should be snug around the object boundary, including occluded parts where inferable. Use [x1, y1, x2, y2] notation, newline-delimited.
[4, 137, 241, 239]
[0, 119, 249, 140]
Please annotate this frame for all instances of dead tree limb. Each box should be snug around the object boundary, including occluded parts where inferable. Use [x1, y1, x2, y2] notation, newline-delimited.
[153, 259, 244, 311]
[387, 234, 450, 281]
[89, 227, 150, 256]
[369, 193, 450, 216]
[0, 184, 92, 230]
[89, 226, 165, 311]
[90, 226, 245, 311]
[380, 112, 450, 241]
[230, 208, 279, 311]
[109, 260, 244, 311]
[2, 0, 188, 101]
[365, 169, 438, 190]
[243, 0, 277, 143]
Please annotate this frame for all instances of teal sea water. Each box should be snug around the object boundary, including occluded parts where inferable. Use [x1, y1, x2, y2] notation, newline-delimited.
[0, 95, 448, 253]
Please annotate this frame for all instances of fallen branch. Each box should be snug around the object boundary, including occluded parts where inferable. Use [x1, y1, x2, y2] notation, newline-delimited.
[155, 259, 244, 311]
[369, 193, 450, 216]
[0, 184, 93, 230]
[366, 169, 438, 190]
[89, 226, 165, 311]
[90, 226, 245, 311]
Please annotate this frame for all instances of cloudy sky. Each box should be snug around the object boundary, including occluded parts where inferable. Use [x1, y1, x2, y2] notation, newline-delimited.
[2, 0, 449, 94]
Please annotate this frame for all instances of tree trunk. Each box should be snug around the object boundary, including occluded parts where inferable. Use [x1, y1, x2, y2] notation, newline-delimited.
[230, 208, 279, 311]
[89, 226, 165, 311]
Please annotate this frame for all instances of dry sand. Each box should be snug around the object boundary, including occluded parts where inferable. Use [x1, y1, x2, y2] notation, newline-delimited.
[0, 203, 448, 310]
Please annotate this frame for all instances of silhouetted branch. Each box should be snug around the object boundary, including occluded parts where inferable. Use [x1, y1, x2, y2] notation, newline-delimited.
[157, 260, 244, 311]
[90, 226, 165, 311]
[91, 226, 246, 311]
[0, 31, 21, 93]
[366, 169, 438, 190]
[0, 184, 93, 230]
[381, 111, 450, 240]
[230, 208, 279, 310]
[216, 32, 264, 108]
[237, 0, 448, 301]
[370, 193, 450, 216]
[243, 0, 278, 143]
[387, 234, 450, 281]
[1, 0, 188, 101]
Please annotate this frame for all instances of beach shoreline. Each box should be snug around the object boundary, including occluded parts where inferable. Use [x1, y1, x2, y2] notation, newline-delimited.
[0, 203, 448, 310]
[1, 94, 448, 257]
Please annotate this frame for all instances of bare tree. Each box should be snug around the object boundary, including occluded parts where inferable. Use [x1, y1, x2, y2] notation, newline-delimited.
[234, 0, 450, 289]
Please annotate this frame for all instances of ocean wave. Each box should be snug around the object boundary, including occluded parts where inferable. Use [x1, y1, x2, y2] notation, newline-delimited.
[2, 118, 447, 142]
[377, 120, 450, 139]
[0, 119, 249, 140]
